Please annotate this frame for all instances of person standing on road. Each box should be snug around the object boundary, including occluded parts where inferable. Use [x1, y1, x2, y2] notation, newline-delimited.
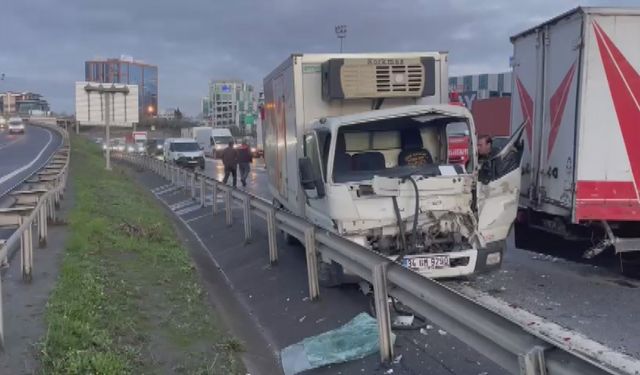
[237, 139, 253, 187]
[222, 141, 238, 187]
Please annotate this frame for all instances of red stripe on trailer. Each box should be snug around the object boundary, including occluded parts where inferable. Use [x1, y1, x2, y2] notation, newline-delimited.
[547, 62, 576, 160]
[575, 202, 640, 221]
[515, 77, 534, 151]
[576, 181, 637, 200]
[575, 181, 640, 221]
[593, 21, 640, 201]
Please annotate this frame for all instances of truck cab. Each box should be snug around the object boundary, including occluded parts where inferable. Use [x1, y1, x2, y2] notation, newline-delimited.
[298, 105, 524, 278]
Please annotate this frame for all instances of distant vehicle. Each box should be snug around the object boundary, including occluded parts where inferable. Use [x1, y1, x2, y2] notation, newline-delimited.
[0, 117, 6, 130]
[209, 128, 234, 158]
[8, 117, 25, 134]
[146, 138, 164, 157]
[510, 7, 640, 274]
[163, 138, 205, 169]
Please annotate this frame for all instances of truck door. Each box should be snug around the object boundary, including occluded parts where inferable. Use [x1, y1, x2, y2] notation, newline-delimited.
[477, 122, 526, 245]
[301, 130, 334, 229]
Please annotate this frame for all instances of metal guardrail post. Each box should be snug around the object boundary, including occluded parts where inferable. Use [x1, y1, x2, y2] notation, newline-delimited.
[200, 176, 206, 207]
[519, 346, 548, 375]
[373, 262, 394, 363]
[38, 204, 47, 247]
[304, 226, 320, 300]
[20, 218, 33, 282]
[48, 196, 56, 223]
[0, 270, 4, 350]
[211, 180, 218, 215]
[190, 172, 196, 200]
[224, 189, 232, 226]
[243, 196, 252, 243]
[267, 207, 278, 264]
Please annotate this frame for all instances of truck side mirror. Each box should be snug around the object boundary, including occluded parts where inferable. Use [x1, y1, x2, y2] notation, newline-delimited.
[298, 157, 325, 198]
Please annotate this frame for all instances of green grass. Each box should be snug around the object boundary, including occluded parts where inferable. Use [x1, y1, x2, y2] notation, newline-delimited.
[40, 136, 245, 374]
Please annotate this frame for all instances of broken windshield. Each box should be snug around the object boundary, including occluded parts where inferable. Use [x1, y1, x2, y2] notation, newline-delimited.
[332, 114, 471, 183]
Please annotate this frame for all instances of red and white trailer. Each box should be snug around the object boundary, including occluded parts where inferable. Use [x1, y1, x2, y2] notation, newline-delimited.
[510, 7, 640, 273]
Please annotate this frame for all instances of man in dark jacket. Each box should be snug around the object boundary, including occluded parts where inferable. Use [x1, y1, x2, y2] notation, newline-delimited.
[237, 139, 253, 187]
[222, 141, 238, 187]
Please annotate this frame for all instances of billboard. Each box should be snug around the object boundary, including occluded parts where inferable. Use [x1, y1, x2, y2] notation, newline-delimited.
[75, 82, 139, 127]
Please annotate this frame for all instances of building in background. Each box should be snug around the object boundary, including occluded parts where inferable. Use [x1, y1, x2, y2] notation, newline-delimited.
[85, 55, 158, 118]
[0, 92, 50, 115]
[74, 82, 139, 127]
[448, 72, 511, 109]
[202, 80, 256, 133]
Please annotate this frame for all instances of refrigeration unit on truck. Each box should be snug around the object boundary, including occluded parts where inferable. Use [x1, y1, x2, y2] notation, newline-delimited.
[263, 53, 525, 282]
[510, 7, 640, 274]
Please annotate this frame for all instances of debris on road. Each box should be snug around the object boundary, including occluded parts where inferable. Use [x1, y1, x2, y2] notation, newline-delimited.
[393, 315, 414, 327]
[438, 329, 448, 336]
[280, 313, 395, 375]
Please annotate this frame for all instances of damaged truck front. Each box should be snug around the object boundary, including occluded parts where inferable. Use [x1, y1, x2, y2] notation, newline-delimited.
[263, 53, 524, 281]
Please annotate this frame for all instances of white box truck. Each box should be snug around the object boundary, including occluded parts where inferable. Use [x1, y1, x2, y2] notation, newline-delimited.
[264, 53, 525, 281]
[181, 126, 234, 158]
[510, 7, 640, 274]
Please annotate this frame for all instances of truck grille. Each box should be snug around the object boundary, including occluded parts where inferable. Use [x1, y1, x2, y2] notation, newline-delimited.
[375, 65, 424, 93]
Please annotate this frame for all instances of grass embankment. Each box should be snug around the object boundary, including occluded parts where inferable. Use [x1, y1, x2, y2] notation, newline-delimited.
[40, 136, 244, 374]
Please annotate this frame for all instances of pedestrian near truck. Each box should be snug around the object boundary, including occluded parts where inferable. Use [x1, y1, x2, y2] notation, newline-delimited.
[221, 140, 238, 187]
[237, 139, 253, 187]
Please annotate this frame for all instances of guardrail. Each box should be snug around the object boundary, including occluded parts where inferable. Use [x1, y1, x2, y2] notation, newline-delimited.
[117, 152, 640, 375]
[0, 123, 70, 349]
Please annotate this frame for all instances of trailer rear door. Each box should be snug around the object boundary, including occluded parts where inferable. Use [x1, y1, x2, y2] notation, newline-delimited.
[574, 13, 640, 222]
[534, 11, 583, 217]
[511, 29, 543, 210]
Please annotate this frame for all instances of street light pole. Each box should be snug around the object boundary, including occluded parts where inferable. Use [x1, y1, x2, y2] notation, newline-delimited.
[335, 24, 347, 53]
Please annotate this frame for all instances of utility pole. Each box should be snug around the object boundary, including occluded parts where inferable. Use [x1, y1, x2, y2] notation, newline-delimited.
[84, 83, 129, 171]
[335, 25, 347, 53]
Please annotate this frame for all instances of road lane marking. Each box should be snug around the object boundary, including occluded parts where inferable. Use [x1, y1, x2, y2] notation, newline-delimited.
[185, 212, 212, 223]
[0, 128, 53, 187]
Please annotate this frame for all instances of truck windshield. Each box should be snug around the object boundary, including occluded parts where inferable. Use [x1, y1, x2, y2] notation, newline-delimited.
[172, 142, 200, 152]
[332, 114, 471, 183]
[213, 136, 233, 145]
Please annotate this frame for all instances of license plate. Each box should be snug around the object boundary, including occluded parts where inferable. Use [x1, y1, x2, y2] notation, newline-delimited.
[403, 255, 450, 271]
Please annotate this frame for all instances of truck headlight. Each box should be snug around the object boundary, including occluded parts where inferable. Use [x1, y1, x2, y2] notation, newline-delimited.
[157, 144, 163, 150]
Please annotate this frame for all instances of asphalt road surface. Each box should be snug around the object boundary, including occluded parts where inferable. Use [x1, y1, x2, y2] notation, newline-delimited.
[203, 157, 640, 361]
[0, 124, 62, 199]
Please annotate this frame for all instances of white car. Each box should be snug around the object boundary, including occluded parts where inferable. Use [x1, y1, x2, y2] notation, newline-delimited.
[8, 117, 25, 134]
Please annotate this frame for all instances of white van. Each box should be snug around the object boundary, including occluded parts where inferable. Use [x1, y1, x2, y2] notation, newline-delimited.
[163, 138, 205, 169]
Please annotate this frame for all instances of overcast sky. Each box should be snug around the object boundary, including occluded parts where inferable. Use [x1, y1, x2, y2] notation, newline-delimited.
[1, 0, 636, 115]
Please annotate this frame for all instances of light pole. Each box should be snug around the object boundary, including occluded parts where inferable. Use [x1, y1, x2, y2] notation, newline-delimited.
[335, 24, 347, 53]
[84, 83, 130, 171]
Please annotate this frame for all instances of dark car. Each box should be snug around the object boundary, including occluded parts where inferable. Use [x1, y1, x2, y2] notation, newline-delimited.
[146, 138, 164, 156]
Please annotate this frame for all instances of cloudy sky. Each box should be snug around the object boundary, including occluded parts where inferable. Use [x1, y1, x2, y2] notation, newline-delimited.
[1, 0, 636, 115]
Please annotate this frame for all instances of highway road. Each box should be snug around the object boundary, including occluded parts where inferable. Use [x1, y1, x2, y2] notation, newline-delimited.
[132, 157, 639, 373]
[0, 124, 63, 199]
[201, 157, 640, 360]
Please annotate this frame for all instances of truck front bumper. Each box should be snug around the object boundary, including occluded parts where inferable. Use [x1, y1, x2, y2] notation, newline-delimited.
[340, 236, 504, 279]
